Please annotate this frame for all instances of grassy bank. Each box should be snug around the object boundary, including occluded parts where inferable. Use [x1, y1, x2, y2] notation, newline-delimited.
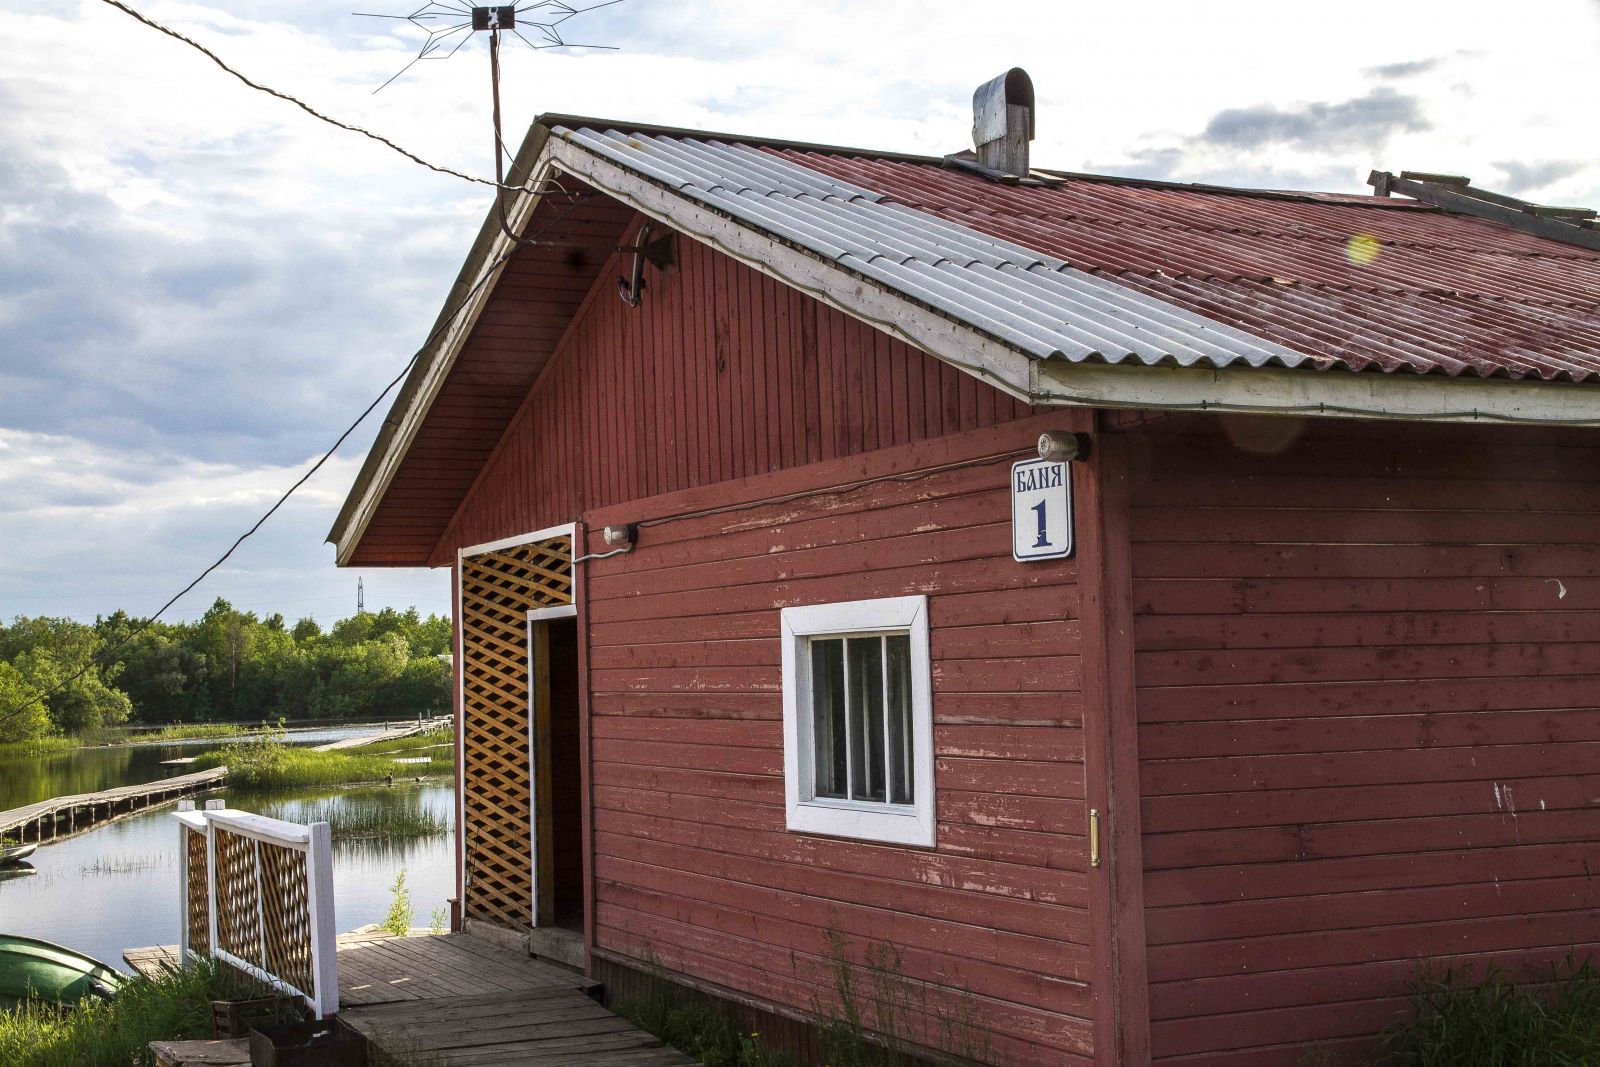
[0, 958, 274, 1067]
[193, 729, 453, 789]
[0, 736, 76, 761]
[120, 723, 252, 743]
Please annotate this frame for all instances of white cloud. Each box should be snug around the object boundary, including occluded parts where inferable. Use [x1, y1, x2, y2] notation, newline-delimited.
[0, 427, 449, 623]
[2, 0, 1596, 624]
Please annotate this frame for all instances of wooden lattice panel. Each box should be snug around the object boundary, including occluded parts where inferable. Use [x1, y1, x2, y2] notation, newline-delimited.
[214, 830, 263, 966]
[461, 535, 573, 928]
[184, 826, 210, 956]
[259, 841, 314, 997]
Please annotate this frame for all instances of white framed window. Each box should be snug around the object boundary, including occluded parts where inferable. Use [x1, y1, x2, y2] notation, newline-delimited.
[780, 595, 935, 847]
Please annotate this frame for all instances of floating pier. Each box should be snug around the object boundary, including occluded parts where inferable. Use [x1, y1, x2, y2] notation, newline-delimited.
[0, 766, 227, 844]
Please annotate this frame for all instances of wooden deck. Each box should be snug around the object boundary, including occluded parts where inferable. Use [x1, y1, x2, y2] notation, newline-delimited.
[0, 766, 227, 844]
[129, 932, 691, 1067]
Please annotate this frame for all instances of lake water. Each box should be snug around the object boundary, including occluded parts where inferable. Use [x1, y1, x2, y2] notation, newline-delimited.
[0, 729, 456, 972]
[0, 725, 392, 811]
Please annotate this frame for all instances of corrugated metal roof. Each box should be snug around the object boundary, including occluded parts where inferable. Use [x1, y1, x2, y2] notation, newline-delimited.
[555, 126, 1311, 371]
[776, 151, 1600, 383]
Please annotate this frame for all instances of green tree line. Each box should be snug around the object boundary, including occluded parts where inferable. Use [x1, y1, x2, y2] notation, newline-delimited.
[0, 600, 452, 742]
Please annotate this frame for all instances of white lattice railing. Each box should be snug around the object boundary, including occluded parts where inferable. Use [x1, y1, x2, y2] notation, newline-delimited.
[175, 800, 338, 1018]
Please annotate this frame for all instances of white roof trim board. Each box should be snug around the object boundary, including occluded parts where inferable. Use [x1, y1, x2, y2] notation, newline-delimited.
[554, 126, 1313, 373]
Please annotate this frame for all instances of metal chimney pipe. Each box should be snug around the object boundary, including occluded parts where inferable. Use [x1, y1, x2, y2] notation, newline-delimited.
[973, 68, 1036, 176]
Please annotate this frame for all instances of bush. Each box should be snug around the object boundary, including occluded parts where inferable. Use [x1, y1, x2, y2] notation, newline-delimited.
[1380, 956, 1600, 1066]
[383, 869, 414, 937]
[0, 957, 274, 1067]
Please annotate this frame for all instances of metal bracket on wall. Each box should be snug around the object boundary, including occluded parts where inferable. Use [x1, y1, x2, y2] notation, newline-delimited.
[1089, 808, 1101, 868]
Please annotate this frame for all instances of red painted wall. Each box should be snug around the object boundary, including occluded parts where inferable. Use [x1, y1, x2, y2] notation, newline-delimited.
[581, 416, 1093, 1065]
[439, 229, 1089, 1061]
[1126, 414, 1600, 1065]
[432, 223, 1032, 564]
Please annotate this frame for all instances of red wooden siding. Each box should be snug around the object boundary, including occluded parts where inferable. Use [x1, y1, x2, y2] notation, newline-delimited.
[1127, 415, 1600, 1065]
[432, 219, 1033, 563]
[355, 187, 635, 565]
[581, 415, 1093, 1065]
[436, 224, 1083, 1060]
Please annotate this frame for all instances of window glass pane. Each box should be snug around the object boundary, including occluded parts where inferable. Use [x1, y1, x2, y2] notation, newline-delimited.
[810, 639, 847, 799]
[885, 634, 914, 805]
[847, 637, 886, 802]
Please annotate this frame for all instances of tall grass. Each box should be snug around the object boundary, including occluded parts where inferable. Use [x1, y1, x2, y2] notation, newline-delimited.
[812, 929, 991, 1066]
[193, 738, 452, 788]
[0, 736, 75, 761]
[1380, 956, 1600, 1066]
[615, 957, 794, 1067]
[253, 795, 448, 841]
[360, 727, 452, 757]
[619, 931, 993, 1067]
[133, 723, 252, 743]
[0, 957, 273, 1067]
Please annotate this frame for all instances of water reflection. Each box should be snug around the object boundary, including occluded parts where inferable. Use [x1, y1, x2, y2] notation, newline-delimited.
[0, 725, 389, 811]
[0, 783, 454, 971]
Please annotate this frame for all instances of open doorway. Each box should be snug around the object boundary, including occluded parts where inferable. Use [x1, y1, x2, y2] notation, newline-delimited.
[528, 611, 584, 966]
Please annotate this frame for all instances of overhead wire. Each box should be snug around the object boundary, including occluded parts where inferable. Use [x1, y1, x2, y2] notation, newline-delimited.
[93, 0, 560, 196]
[0, 186, 588, 728]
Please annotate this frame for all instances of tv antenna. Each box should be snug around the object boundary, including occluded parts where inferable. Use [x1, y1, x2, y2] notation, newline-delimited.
[355, 2, 623, 241]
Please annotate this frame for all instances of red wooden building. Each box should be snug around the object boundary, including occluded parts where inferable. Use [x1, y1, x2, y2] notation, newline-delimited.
[331, 72, 1600, 1065]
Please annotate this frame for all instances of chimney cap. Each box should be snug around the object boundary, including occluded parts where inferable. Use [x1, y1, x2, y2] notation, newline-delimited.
[973, 68, 1035, 147]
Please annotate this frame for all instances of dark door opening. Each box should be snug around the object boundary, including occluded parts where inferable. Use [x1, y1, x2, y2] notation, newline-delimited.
[529, 612, 584, 965]
[542, 617, 584, 935]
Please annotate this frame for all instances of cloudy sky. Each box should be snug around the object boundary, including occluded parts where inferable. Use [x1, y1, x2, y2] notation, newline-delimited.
[3, 0, 1597, 626]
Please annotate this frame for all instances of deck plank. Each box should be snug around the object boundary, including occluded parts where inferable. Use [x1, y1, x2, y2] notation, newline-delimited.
[129, 933, 682, 1065]
[341, 988, 693, 1066]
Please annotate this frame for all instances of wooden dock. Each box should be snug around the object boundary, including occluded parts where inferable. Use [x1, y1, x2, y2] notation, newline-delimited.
[0, 766, 227, 844]
[130, 932, 690, 1067]
[310, 716, 451, 752]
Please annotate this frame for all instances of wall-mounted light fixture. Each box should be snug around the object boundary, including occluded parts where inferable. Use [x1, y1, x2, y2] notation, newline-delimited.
[603, 523, 637, 547]
[617, 223, 677, 307]
[1037, 430, 1092, 463]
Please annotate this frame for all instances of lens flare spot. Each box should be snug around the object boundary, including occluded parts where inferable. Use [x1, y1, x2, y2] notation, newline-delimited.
[1346, 233, 1381, 265]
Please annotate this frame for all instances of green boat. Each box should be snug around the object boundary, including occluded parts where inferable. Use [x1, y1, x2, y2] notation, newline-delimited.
[0, 842, 37, 865]
[0, 935, 124, 1011]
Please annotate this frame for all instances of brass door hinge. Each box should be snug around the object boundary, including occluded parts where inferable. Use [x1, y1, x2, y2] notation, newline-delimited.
[1089, 808, 1101, 868]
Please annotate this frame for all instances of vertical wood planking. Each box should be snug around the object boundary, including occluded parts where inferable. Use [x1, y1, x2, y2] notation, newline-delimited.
[1077, 420, 1151, 1066]
[434, 229, 1038, 559]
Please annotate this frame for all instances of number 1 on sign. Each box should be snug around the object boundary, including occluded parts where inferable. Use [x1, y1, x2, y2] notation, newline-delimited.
[1030, 500, 1048, 548]
[1012, 457, 1072, 562]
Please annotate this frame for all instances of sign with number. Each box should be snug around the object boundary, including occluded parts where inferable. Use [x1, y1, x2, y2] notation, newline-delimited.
[1011, 458, 1073, 562]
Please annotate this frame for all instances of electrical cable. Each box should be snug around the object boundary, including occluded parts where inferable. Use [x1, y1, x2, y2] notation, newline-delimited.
[93, 0, 560, 196]
[627, 449, 1029, 533]
[98, 0, 1591, 428]
[0, 189, 587, 728]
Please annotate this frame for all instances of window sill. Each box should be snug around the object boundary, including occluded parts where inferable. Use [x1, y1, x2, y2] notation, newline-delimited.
[787, 798, 936, 848]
